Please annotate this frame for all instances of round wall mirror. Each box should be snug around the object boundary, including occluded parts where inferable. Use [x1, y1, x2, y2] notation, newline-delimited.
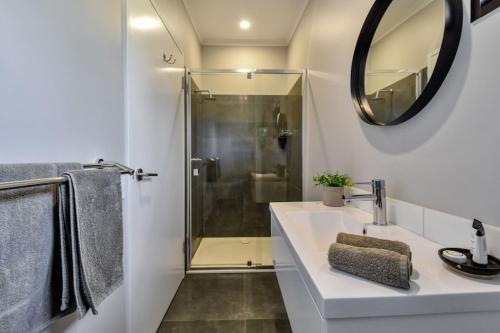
[351, 0, 463, 126]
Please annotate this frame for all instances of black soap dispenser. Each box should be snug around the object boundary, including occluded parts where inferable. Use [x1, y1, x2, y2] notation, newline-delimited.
[471, 219, 488, 266]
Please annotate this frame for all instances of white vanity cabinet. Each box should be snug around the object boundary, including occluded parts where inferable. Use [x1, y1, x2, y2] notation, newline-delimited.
[272, 213, 326, 333]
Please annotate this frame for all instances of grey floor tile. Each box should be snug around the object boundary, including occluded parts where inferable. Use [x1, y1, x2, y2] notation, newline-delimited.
[159, 273, 292, 333]
[162, 274, 245, 321]
[244, 273, 288, 319]
[245, 319, 292, 333]
[158, 320, 244, 333]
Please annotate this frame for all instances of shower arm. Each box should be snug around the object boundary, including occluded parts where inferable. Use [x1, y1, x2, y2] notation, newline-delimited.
[194, 89, 214, 99]
[375, 89, 394, 99]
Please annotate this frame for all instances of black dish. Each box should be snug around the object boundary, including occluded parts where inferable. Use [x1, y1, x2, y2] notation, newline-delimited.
[438, 248, 500, 277]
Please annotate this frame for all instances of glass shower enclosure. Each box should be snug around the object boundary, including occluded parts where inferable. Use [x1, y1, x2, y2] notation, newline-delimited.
[186, 69, 304, 270]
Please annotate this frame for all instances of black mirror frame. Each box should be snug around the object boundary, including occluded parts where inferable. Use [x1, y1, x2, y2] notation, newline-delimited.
[350, 0, 463, 126]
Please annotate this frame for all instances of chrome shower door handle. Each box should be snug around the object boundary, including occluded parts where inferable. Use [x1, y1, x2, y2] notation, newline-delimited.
[136, 168, 159, 181]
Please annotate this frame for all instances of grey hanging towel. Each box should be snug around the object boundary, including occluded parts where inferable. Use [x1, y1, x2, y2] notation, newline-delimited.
[54, 163, 82, 313]
[0, 164, 65, 333]
[62, 168, 123, 317]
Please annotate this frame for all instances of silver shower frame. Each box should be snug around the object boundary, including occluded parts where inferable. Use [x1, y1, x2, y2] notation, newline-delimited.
[184, 68, 308, 273]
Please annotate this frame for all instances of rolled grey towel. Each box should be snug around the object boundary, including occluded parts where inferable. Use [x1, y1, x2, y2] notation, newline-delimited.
[328, 243, 412, 290]
[337, 232, 412, 260]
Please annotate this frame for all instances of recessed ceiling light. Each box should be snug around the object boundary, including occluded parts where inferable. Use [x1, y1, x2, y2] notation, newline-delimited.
[239, 20, 251, 30]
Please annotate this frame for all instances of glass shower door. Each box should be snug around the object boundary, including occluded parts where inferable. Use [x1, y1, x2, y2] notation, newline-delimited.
[187, 70, 303, 270]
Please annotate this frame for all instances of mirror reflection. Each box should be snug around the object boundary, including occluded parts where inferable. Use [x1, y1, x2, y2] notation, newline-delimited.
[364, 0, 445, 124]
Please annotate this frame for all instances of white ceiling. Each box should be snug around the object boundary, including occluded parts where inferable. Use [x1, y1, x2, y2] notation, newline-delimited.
[182, 0, 310, 46]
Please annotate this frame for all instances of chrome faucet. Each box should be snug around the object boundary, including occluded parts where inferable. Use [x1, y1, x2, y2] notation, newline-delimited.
[343, 179, 387, 226]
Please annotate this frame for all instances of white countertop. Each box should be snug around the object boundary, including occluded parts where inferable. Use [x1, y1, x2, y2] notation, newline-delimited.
[270, 202, 500, 319]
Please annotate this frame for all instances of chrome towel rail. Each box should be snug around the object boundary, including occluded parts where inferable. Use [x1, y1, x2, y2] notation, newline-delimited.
[0, 160, 135, 191]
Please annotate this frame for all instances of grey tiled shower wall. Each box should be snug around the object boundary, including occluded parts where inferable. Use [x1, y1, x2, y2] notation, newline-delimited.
[190, 78, 303, 256]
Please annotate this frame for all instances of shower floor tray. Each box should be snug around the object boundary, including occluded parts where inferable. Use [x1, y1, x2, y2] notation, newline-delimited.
[190, 237, 273, 268]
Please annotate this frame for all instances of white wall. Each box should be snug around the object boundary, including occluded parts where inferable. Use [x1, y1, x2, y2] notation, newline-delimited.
[0, 1, 127, 333]
[192, 72, 300, 96]
[152, 0, 203, 68]
[0, 0, 125, 164]
[289, 0, 500, 226]
[202, 45, 288, 69]
[196, 46, 291, 95]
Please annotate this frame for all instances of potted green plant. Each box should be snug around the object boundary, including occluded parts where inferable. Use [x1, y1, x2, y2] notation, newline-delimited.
[313, 171, 352, 207]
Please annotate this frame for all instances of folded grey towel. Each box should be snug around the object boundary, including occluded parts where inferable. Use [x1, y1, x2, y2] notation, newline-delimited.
[55, 163, 82, 312]
[328, 243, 412, 289]
[0, 164, 63, 333]
[337, 232, 412, 260]
[63, 169, 123, 317]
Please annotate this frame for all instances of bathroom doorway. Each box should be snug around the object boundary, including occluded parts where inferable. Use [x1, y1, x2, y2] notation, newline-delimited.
[186, 69, 304, 270]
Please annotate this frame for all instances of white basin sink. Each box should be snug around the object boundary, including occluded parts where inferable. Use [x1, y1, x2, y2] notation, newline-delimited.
[284, 206, 420, 253]
[284, 209, 366, 252]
